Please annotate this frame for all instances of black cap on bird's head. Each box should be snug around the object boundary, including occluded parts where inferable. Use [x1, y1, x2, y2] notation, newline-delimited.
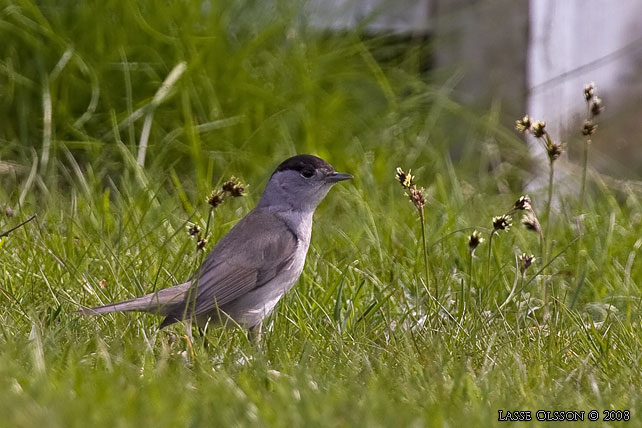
[273, 154, 352, 183]
[276, 154, 333, 174]
[260, 154, 352, 211]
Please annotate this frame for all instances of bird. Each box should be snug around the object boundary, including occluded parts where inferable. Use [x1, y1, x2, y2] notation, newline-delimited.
[79, 154, 352, 340]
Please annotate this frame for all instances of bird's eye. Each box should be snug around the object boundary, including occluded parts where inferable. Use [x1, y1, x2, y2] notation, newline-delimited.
[300, 168, 315, 179]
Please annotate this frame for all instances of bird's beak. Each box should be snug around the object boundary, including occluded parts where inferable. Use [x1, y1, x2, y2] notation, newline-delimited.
[326, 172, 353, 183]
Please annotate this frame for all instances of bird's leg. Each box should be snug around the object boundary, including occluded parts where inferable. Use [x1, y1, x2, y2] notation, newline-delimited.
[185, 317, 194, 342]
[184, 318, 195, 358]
[248, 321, 262, 344]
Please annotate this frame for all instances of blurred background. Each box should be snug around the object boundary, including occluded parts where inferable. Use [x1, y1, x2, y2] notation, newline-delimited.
[310, 0, 642, 177]
[2, 0, 641, 200]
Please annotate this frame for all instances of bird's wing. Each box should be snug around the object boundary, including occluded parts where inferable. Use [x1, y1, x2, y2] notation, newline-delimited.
[163, 209, 298, 324]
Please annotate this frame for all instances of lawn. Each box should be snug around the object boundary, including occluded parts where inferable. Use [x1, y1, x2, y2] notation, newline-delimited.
[1, 1, 641, 426]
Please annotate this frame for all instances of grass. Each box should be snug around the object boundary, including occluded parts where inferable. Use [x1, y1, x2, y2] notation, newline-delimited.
[1, 1, 642, 426]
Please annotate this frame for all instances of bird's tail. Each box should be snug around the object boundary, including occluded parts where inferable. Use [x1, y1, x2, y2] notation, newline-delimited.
[78, 282, 191, 316]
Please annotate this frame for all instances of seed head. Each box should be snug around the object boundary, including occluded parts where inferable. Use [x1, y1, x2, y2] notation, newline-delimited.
[196, 236, 207, 251]
[407, 187, 426, 211]
[492, 214, 512, 232]
[187, 223, 200, 237]
[395, 167, 415, 189]
[519, 253, 535, 274]
[222, 176, 246, 197]
[207, 190, 226, 208]
[4, 206, 14, 218]
[582, 120, 597, 136]
[547, 142, 563, 161]
[590, 97, 603, 116]
[531, 121, 546, 138]
[513, 195, 532, 212]
[221, 178, 236, 193]
[521, 212, 541, 234]
[584, 82, 595, 101]
[468, 230, 484, 253]
[515, 115, 532, 133]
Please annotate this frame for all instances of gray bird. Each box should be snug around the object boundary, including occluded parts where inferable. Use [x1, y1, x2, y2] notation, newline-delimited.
[80, 154, 352, 338]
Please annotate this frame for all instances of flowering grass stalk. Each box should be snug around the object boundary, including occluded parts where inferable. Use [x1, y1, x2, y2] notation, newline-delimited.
[395, 168, 432, 298]
[515, 117, 563, 318]
[183, 177, 247, 324]
[515, 117, 562, 237]
[485, 214, 512, 304]
[579, 82, 603, 214]
[466, 230, 483, 312]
